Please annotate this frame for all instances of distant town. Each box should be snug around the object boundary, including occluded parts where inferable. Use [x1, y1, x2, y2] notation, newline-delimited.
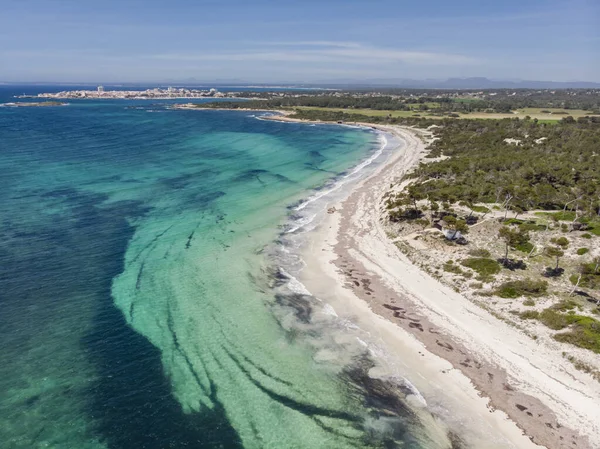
[18, 86, 237, 100]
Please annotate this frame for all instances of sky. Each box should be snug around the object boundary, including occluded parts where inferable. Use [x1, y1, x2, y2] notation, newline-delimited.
[0, 0, 598, 83]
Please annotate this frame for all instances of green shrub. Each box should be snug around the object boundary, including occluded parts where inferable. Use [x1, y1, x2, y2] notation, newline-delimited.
[520, 306, 600, 353]
[553, 316, 600, 353]
[519, 222, 546, 232]
[519, 310, 540, 319]
[495, 279, 548, 298]
[468, 248, 491, 258]
[554, 330, 600, 354]
[443, 260, 464, 275]
[570, 262, 600, 289]
[470, 205, 490, 213]
[523, 298, 535, 307]
[539, 309, 570, 330]
[536, 211, 576, 221]
[461, 258, 501, 279]
[581, 233, 592, 239]
[557, 212, 576, 221]
[551, 300, 578, 312]
[577, 248, 590, 256]
[551, 236, 569, 248]
[515, 241, 534, 253]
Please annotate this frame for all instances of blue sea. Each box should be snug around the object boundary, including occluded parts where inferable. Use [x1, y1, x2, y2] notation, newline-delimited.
[0, 86, 453, 449]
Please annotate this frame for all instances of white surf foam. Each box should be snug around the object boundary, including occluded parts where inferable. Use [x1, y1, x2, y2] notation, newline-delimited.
[403, 378, 428, 407]
[322, 304, 338, 317]
[285, 213, 317, 234]
[294, 134, 387, 212]
[356, 337, 369, 347]
[278, 268, 311, 296]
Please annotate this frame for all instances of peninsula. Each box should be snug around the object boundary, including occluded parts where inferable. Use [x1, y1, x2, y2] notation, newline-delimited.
[18, 86, 241, 100]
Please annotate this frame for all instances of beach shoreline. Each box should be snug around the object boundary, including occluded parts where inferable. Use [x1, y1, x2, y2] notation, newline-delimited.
[266, 116, 599, 448]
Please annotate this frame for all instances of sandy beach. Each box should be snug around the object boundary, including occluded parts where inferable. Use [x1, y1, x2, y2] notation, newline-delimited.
[282, 121, 600, 448]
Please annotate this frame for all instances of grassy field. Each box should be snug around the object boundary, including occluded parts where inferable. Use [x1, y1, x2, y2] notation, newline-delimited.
[405, 102, 441, 109]
[294, 106, 600, 122]
[295, 106, 424, 118]
[465, 108, 599, 120]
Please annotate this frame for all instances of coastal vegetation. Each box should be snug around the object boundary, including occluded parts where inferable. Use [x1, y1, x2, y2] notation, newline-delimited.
[194, 87, 600, 122]
[460, 258, 501, 281]
[291, 106, 599, 121]
[400, 118, 600, 214]
[519, 307, 600, 354]
[495, 279, 548, 298]
[380, 116, 600, 358]
[289, 107, 600, 123]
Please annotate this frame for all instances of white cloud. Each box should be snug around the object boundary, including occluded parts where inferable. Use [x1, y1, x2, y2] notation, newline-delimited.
[256, 41, 363, 48]
[147, 42, 479, 66]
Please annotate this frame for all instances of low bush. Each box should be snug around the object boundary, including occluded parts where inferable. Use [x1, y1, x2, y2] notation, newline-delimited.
[581, 233, 592, 239]
[519, 310, 540, 319]
[517, 305, 600, 353]
[461, 258, 501, 280]
[551, 236, 569, 248]
[495, 279, 548, 298]
[539, 309, 570, 330]
[443, 260, 464, 275]
[577, 248, 590, 256]
[468, 248, 491, 258]
[470, 205, 490, 213]
[550, 300, 578, 312]
[570, 262, 600, 289]
[590, 226, 600, 236]
[523, 298, 536, 306]
[554, 316, 600, 354]
[536, 211, 576, 221]
[519, 222, 546, 232]
[580, 219, 600, 236]
[551, 211, 577, 221]
[515, 241, 534, 253]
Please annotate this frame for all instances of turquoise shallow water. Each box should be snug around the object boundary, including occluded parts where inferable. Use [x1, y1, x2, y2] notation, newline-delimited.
[0, 88, 453, 449]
